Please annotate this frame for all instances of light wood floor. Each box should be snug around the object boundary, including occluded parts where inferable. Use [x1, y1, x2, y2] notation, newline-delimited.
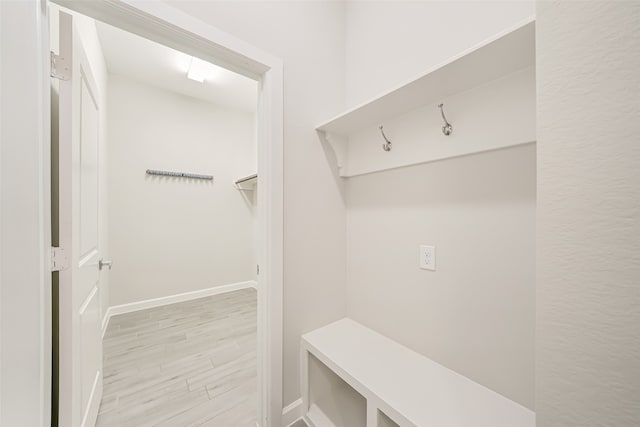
[96, 288, 257, 426]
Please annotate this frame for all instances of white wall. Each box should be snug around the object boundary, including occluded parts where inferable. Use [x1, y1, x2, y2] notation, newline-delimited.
[345, 0, 535, 107]
[107, 74, 257, 306]
[347, 144, 536, 408]
[0, 1, 50, 425]
[167, 0, 348, 407]
[536, 2, 640, 425]
[343, 0, 536, 409]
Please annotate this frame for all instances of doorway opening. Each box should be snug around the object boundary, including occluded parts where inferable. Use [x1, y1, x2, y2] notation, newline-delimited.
[47, 1, 283, 426]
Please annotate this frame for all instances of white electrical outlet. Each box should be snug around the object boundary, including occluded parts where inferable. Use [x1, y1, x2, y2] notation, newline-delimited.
[419, 245, 436, 271]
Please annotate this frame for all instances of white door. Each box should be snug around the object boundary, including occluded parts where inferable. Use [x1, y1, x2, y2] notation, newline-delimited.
[55, 11, 104, 427]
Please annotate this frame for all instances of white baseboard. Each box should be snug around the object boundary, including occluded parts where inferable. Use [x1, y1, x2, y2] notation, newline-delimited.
[101, 280, 257, 338]
[282, 398, 304, 427]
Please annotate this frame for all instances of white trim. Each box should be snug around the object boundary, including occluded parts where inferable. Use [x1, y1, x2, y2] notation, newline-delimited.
[48, 2, 284, 426]
[102, 280, 257, 335]
[282, 398, 304, 427]
[101, 308, 111, 339]
[108, 280, 257, 316]
[1, 1, 52, 425]
[79, 372, 101, 427]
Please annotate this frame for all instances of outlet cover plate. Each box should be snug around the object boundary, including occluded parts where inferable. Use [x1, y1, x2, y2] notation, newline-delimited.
[419, 245, 435, 271]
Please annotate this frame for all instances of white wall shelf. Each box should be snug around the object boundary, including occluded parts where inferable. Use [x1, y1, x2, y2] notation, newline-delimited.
[316, 18, 536, 177]
[234, 173, 257, 190]
[301, 318, 535, 427]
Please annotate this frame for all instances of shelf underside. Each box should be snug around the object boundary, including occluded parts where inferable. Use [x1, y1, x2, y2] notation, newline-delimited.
[317, 19, 535, 136]
[325, 66, 536, 177]
[316, 19, 536, 178]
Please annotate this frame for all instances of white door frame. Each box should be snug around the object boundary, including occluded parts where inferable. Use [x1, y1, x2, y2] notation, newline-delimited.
[48, 1, 284, 426]
[0, 1, 52, 426]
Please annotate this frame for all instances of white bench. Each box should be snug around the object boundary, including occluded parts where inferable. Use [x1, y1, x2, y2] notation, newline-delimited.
[300, 318, 535, 427]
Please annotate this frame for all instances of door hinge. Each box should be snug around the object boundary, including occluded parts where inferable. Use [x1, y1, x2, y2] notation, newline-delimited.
[50, 51, 71, 81]
[50, 247, 69, 272]
[257, 264, 260, 275]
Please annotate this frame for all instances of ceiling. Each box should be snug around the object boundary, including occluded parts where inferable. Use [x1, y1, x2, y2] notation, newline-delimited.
[96, 22, 257, 113]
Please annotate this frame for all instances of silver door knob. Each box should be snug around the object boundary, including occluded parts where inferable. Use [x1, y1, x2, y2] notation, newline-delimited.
[98, 259, 113, 270]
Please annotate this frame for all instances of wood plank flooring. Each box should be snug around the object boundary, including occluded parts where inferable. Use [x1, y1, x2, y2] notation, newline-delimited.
[96, 288, 257, 426]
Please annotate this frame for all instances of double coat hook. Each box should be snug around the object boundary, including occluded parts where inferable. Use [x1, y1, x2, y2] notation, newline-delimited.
[378, 104, 452, 153]
[379, 125, 392, 152]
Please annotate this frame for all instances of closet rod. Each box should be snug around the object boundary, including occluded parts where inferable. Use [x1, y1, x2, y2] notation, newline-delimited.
[146, 169, 213, 180]
[235, 173, 257, 185]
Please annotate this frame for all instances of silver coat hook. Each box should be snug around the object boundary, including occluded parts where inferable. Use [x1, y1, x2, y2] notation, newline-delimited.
[379, 125, 392, 151]
[438, 103, 453, 136]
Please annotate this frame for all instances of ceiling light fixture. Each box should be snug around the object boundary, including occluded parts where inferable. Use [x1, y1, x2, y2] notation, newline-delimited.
[187, 57, 208, 83]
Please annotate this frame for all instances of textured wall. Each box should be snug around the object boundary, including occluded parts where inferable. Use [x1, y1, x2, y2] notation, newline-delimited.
[536, 2, 640, 425]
